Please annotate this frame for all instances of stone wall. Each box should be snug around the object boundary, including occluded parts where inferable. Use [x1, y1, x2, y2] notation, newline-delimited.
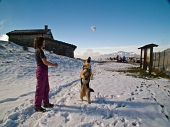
[8, 34, 52, 47]
[8, 34, 76, 58]
[9, 34, 38, 47]
[45, 39, 75, 58]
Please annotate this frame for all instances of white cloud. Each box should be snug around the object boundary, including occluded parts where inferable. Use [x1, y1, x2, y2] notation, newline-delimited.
[0, 34, 8, 41]
[75, 45, 141, 59]
[0, 20, 6, 26]
[80, 45, 139, 50]
[74, 49, 101, 59]
[75, 43, 170, 59]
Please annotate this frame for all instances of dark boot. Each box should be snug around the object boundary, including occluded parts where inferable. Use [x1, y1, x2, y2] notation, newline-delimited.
[43, 103, 54, 108]
[34, 106, 46, 112]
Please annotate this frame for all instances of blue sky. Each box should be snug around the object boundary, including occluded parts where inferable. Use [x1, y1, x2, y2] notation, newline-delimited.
[0, 0, 170, 58]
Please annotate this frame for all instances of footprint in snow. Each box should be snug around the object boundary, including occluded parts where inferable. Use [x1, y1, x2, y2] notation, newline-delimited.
[126, 97, 135, 101]
[115, 103, 126, 108]
[58, 97, 67, 105]
[81, 117, 85, 122]
[60, 112, 70, 123]
[132, 121, 140, 126]
[131, 92, 135, 95]
[8, 113, 19, 120]
[113, 120, 118, 126]
[139, 89, 143, 92]
[120, 117, 129, 127]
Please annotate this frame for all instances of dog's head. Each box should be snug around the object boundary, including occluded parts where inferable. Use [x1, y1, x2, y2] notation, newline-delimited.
[87, 57, 91, 63]
[83, 57, 91, 69]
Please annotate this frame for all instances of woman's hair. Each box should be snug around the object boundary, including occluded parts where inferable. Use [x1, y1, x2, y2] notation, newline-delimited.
[34, 37, 44, 49]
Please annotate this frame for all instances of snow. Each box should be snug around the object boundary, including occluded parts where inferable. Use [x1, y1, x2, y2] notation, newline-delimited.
[0, 41, 170, 127]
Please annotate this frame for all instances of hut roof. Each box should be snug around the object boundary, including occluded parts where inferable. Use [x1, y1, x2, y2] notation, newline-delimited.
[45, 38, 77, 50]
[138, 44, 158, 49]
[6, 29, 50, 35]
[6, 28, 54, 40]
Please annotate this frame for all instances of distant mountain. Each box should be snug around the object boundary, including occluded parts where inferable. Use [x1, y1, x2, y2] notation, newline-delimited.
[99, 51, 139, 58]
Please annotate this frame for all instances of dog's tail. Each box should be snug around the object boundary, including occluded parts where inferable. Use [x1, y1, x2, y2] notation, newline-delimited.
[89, 88, 94, 92]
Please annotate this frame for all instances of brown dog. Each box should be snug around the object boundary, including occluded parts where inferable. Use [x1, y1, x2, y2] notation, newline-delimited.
[80, 57, 94, 104]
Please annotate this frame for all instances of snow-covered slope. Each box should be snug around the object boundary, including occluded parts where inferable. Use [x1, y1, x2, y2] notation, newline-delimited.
[0, 41, 170, 127]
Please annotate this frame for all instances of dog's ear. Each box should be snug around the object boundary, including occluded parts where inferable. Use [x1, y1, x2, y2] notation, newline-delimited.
[87, 57, 91, 63]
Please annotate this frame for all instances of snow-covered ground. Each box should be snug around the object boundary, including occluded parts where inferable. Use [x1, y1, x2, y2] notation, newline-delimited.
[0, 41, 170, 127]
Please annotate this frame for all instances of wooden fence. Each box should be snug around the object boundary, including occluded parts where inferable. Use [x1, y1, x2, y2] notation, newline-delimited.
[153, 48, 170, 72]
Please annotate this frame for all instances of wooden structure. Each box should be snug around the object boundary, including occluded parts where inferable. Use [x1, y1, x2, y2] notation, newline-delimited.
[138, 44, 158, 74]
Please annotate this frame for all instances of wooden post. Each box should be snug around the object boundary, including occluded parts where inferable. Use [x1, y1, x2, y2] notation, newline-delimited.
[140, 49, 142, 68]
[143, 48, 147, 70]
[163, 51, 165, 70]
[158, 52, 160, 67]
[154, 52, 156, 68]
[167, 59, 168, 71]
[149, 47, 153, 74]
